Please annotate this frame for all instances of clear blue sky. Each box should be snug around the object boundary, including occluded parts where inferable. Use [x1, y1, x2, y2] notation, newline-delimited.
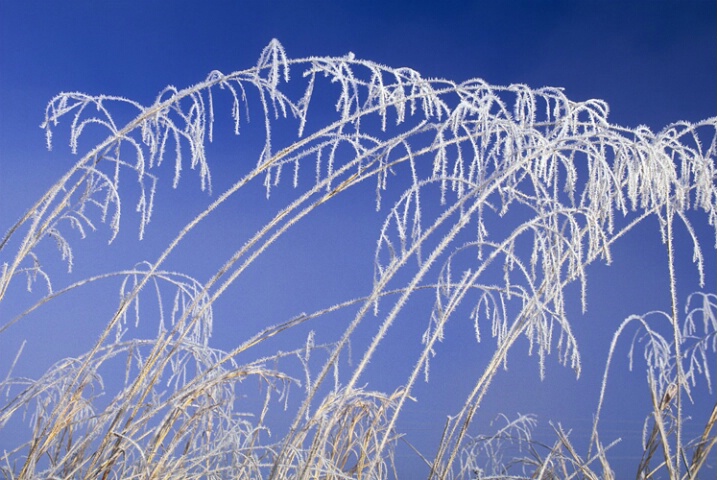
[1, 1, 715, 477]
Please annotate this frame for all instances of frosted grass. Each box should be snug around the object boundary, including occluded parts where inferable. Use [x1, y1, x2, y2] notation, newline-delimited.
[1, 40, 715, 479]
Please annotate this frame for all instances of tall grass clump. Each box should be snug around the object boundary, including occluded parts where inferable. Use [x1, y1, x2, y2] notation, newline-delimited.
[1, 40, 715, 479]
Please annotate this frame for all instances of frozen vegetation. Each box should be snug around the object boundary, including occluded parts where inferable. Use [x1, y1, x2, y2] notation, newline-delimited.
[1, 40, 716, 478]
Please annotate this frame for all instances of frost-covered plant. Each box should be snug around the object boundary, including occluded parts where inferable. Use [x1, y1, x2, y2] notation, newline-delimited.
[0, 40, 715, 479]
[593, 292, 717, 479]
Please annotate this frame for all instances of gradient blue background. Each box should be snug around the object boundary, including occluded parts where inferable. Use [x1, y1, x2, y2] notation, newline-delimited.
[1, 1, 715, 477]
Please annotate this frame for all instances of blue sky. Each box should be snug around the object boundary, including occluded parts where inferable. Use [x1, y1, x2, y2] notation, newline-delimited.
[1, 1, 716, 477]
